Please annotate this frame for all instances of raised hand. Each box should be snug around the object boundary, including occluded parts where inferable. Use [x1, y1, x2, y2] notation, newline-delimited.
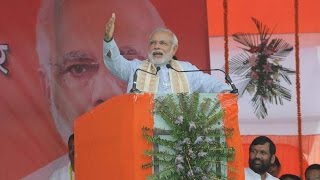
[104, 13, 116, 42]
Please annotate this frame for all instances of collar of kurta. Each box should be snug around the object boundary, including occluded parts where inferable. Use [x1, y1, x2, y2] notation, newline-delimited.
[136, 60, 190, 93]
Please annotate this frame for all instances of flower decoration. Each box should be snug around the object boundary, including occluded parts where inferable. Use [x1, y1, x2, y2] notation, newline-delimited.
[142, 93, 235, 179]
[229, 18, 296, 119]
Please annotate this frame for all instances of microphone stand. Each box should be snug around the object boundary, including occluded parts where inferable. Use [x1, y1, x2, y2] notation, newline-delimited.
[129, 67, 161, 93]
[166, 64, 238, 94]
[130, 70, 142, 93]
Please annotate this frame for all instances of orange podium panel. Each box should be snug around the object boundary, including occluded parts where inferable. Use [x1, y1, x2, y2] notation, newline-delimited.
[74, 93, 244, 179]
[74, 93, 154, 180]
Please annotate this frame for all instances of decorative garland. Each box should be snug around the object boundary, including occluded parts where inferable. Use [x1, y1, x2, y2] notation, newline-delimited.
[229, 18, 296, 119]
[142, 93, 236, 180]
[221, 0, 303, 176]
[294, 0, 303, 177]
[223, 0, 229, 75]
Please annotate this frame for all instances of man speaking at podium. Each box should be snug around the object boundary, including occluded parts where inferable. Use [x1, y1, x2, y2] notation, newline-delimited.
[103, 13, 232, 94]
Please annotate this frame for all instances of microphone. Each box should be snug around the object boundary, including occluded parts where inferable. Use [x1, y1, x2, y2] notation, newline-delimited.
[166, 64, 238, 94]
[130, 66, 161, 93]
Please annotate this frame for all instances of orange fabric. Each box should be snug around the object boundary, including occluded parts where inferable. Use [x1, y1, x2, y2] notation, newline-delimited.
[74, 93, 245, 179]
[219, 94, 245, 179]
[207, 0, 320, 36]
[74, 93, 154, 180]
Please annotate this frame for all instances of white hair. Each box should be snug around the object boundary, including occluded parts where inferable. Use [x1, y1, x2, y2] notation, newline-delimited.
[36, 0, 73, 144]
[149, 27, 179, 46]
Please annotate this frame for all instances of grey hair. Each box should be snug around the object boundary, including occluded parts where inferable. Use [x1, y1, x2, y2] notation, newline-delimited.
[36, 0, 61, 77]
[149, 27, 178, 46]
[36, 0, 72, 145]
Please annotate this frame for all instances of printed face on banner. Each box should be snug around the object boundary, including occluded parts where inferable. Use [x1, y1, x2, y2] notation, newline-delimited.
[37, 0, 164, 143]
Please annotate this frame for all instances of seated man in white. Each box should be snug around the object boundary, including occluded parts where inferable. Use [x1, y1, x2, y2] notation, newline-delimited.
[245, 136, 279, 180]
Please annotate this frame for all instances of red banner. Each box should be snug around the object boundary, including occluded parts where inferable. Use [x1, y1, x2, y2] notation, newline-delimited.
[0, 0, 210, 179]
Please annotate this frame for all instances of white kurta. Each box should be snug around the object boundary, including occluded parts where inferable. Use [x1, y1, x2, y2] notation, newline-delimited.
[245, 167, 279, 180]
[103, 39, 232, 93]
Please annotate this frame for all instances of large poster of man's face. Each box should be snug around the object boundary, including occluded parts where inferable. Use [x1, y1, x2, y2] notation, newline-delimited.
[0, 0, 210, 179]
[37, 0, 165, 145]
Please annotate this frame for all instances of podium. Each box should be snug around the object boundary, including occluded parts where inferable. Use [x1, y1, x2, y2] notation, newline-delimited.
[74, 93, 244, 179]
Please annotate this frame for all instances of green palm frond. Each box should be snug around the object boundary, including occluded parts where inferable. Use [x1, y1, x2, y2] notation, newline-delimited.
[143, 93, 236, 179]
[273, 84, 291, 102]
[232, 33, 260, 49]
[278, 66, 296, 85]
[251, 94, 268, 119]
[252, 17, 273, 41]
[229, 53, 252, 75]
[268, 38, 294, 58]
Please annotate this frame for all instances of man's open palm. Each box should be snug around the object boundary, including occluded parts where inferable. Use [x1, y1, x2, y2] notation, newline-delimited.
[105, 13, 115, 41]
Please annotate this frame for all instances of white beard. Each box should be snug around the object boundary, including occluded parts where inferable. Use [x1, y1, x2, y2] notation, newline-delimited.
[47, 76, 125, 145]
[148, 49, 173, 65]
[50, 94, 73, 145]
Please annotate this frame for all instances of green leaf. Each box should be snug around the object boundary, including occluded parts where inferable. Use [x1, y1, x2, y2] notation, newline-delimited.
[142, 93, 236, 179]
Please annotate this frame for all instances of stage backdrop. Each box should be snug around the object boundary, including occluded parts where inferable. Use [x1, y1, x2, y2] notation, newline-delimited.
[207, 0, 320, 178]
[2, 0, 319, 179]
[0, 0, 210, 179]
